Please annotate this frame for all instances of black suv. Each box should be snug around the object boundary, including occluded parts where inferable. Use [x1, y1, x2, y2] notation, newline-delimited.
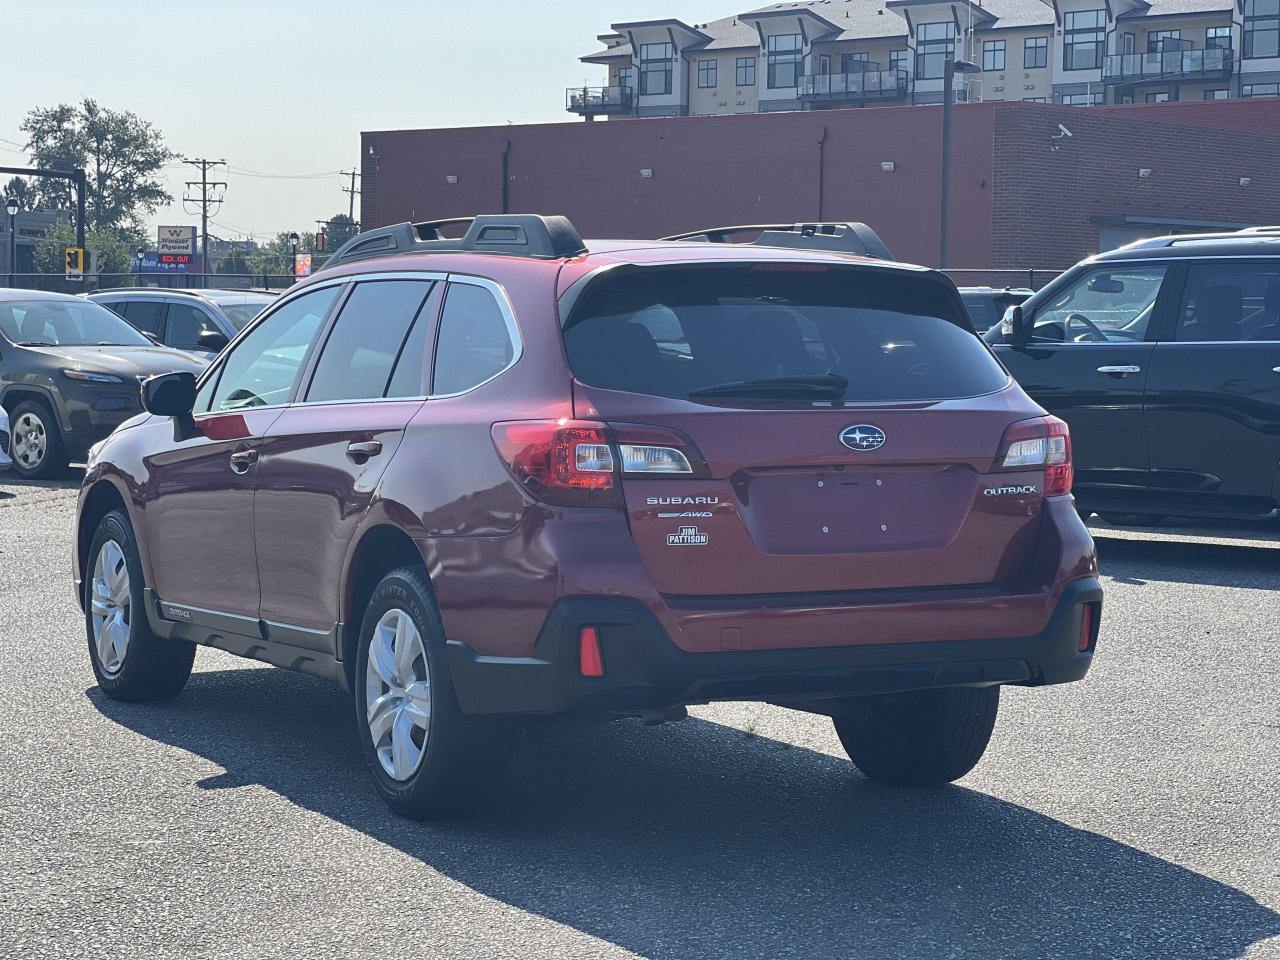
[985, 231, 1280, 522]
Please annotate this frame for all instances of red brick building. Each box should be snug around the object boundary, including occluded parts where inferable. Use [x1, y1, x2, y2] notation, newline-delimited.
[361, 98, 1280, 272]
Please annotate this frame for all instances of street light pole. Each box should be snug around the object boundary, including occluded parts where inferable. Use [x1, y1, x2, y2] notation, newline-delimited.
[939, 58, 980, 270]
[288, 232, 300, 281]
[5, 196, 19, 289]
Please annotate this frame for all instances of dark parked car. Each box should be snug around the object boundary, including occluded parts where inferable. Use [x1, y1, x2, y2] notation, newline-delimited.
[985, 231, 1280, 523]
[0, 291, 206, 478]
[75, 216, 1101, 819]
[959, 286, 1033, 333]
[89, 288, 277, 357]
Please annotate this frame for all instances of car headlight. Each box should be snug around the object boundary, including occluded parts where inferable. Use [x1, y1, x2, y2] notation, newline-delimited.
[62, 369, 125, 384]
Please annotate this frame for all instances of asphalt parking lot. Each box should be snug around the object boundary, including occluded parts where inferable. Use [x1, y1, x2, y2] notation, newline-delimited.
[1, 474, 1277, 960]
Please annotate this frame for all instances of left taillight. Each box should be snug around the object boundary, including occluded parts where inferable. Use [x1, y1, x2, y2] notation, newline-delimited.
[995, 415, 1073, 497]
[491, 419, 709, 507]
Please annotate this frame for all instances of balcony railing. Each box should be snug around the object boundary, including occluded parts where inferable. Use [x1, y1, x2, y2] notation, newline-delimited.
[798, 69, 910, 101]
[1102, 48, 1233, 84]
[566, 85, 634, 116]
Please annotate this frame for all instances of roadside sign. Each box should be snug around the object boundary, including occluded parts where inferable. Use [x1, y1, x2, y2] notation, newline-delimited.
[65, 246, 85, 280]
[157, 225, 197, 256]
[295, 252, 313, 278]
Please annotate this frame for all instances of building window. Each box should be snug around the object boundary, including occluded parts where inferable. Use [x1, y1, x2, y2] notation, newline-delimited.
[1023, 96, 1048, 102]
[736, 56, 756, 86]
[617, 67, 633, 89]
[1064, 10, 1106, 70]
[1145, 91, 1170, 102]
[1244, 0, 1280, 58]
[915, 22, 955, 80]
[639, 42, 674, 96]
[1024, 36, 1048, 68]
[766, 34, 803, 88]
[1122, 32, 1137, 54]
[1060, 91, 1104, 105]
[1204, 88, 1229, 99]
[841, 52, 870, 72]
[1206, 26, 1233, 49]
[1243, 82, 1280, 96]
[983, 40, 1006, 71]
[698, 59, 717, 88]
[1147, 29, 1181, 53]
[890, 48, 909, 73]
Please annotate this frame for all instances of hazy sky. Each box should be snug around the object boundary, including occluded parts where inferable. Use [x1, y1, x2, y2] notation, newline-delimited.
[1, 0, 746, 243]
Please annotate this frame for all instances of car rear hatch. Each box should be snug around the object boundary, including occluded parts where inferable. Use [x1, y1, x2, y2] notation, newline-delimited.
[561, 262, 1057, 599]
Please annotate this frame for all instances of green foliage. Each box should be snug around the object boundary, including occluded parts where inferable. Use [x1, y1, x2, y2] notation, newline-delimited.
[248, 230, 316, 276]
[35, 220, 139, 283]
[20, 99, 174, 231]
[323, 213, 358, 252]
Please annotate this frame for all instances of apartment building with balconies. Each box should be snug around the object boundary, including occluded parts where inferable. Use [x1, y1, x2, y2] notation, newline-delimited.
[568, 0, 1280, 116]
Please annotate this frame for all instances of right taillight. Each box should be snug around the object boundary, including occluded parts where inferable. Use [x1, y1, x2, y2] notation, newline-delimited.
[995, 415, 1073, 497]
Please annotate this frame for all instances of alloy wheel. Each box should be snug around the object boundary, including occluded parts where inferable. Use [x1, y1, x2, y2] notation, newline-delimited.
[90, 539, 131, 676]
[364, 608, 432, 781]
[12, 411, 47, 471]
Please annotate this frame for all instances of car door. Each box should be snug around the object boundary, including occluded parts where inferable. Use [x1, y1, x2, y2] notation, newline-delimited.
[1143, 259, 1280, 510]
[252, 276, 442, 647]
[991, 262, 1171, 490]
[143, 283, 343, 625]
[114, 299, 169, 341]
[162, 299, 224, 354]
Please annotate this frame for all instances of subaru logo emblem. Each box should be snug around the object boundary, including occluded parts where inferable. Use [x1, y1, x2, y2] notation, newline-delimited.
[840, 424, 886, 451]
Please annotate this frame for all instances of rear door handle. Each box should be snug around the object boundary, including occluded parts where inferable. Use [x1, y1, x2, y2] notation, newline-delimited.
[229, 448, 258, 474]
[346, 440, 382, 461]
[1097, 365, 1142, 376]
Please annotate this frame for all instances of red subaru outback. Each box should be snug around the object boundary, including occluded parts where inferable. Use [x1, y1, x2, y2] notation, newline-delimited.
[74, 216, 1100, 819]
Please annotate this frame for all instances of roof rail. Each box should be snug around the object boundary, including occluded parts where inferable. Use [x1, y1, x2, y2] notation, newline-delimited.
[1239, 225, 1280, 234]
[325, 214, 588, 267]
[659, 222, 893, 261]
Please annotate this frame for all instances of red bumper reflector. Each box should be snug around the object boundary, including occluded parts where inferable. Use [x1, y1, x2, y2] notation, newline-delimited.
[1078, 604, 1094, 653]
[579, 626, 605, 677]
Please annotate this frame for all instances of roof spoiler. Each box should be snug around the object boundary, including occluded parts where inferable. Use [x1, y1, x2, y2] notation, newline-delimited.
[659, 222, 893, 261]
[326, 214, 588, 267]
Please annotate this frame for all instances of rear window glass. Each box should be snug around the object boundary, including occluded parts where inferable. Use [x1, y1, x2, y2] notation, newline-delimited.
[563, 266, 1008, 403]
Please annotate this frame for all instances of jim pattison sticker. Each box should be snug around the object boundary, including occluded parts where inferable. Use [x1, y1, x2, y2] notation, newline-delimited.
[667, 525, 710, 546]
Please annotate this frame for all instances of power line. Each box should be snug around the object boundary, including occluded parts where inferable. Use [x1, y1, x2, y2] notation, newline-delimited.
[181, 157, 227, 285]
[226, 165, 343, 180]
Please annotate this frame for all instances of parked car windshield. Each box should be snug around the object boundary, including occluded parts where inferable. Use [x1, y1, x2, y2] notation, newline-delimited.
[0, 299, 152, 347]
[206, 293, 276, 330]
[563, 265, 1008, 403]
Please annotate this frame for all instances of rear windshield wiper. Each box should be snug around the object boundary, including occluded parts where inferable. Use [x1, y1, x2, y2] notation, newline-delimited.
[687, 373, 849, 401]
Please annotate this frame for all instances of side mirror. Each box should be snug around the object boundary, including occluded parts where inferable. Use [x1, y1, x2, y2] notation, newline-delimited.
[196, 329, 230, 352]
[142, 371, 197, 418]
[1001, 304, 1031, 347]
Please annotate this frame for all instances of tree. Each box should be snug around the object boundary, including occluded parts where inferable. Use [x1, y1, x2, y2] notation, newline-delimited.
[322, 213, 358, 252]
[20, 99, 174, 231]
[248, 230, 316, 276]
[35, 221, 136, 284]
[4, 176, 30, 209]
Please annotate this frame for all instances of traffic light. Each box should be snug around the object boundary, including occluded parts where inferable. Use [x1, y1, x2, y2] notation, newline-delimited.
[65, 246, 85, 277]
[315, 230, 325, 252]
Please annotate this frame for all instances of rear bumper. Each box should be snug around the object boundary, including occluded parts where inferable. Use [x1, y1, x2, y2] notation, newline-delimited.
[446, 576, 1103, 717]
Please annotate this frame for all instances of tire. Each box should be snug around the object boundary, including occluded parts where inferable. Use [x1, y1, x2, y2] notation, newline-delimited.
[833, 686, 1000, 787]
[1100, 513, 1167, 527]
[85, 510, 195, 701]
[8, 398, 68, 480]
[354, 565, 511, 820]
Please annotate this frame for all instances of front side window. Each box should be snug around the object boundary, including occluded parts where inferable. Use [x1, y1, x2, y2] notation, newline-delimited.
[1206, 26, 1233, 49]
[1173, 262, 1280, 342]
[165, 303, 221, 351]
[1064, 10, 1106, 70]
[1027, 266, 1167, 343]
[1244, 0, 1279, 58]
[204, 286, 339, 412]
[0, 298, 151, 347]
[639, 42, 674, 95]
[1147, 29, 1181, 53]
[736, 56, 756, 85]
[432, 283, 517, 395]
[305, 280, 434, 403]
[915, 22, 955, 80]
[767, 34, 802, 88]
[563, 266, 1009, 404]
[1024, 36, 1048, 69]
[698, 59, 718, 88]
[983, 40, 1006, 71]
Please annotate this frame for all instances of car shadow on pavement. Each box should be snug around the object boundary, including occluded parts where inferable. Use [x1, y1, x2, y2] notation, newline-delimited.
[1098, 538, 1280, 590]
[89, 668, 1280, 960]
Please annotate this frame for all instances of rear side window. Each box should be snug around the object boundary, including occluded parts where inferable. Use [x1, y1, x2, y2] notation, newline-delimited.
[122, 300, 166, 335]
[1173, 262, 1280, 343]
[563, 266, 1007, 403]
[432, 283, 517, 395]
[306, 280, 434, 403]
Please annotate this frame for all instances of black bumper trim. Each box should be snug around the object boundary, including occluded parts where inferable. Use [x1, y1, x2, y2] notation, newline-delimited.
[446, 578, 1103, 717]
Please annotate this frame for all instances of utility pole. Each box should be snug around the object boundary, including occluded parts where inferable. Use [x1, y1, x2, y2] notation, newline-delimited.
[341, 169, 360, 223]
[182, 157, 226, 287]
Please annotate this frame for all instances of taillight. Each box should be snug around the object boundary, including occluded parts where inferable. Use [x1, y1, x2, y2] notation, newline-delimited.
[995, 415, 1073, 497]
[491, 420, 709, 507]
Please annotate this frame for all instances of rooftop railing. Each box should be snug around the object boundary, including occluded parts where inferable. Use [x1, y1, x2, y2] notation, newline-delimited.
[566, 85, 634, 116]
[1102, 47, 1233, 84]
[798, 69, 910, 100]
